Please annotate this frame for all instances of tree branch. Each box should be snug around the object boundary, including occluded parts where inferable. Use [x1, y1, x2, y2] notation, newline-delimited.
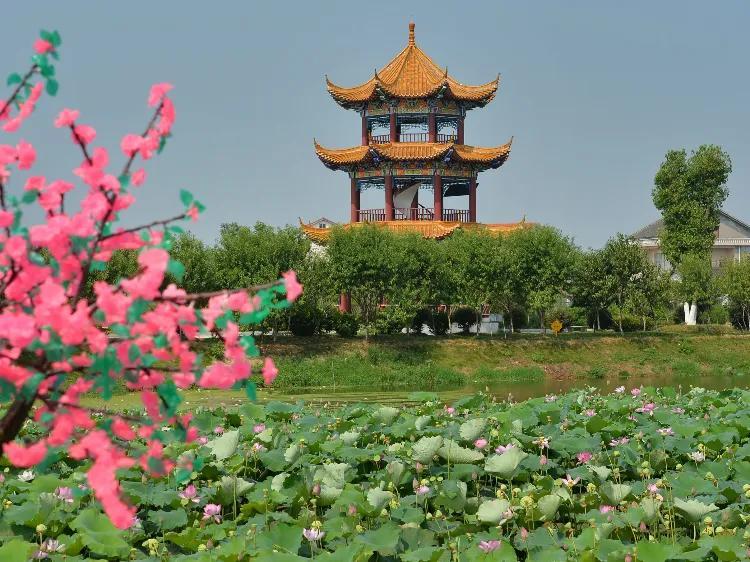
[0, 65, 38, 116]
[100, 212, 187, 242]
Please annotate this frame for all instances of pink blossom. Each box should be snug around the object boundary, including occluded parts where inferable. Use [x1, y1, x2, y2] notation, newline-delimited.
[120, 134, 143, 157]
[16, 140, 35, 169]
[262, 357, 278, 385]
[131, 168, 146, 186]
[3, 440, 48, 467]
[474, 438, 488, 449]
[445, 406, 455, 415]
[54, 108, 79, 128]
[539, 454, 548, 466]
[672, 407, 685, 414]
[148, 83, 173, 107]
[72, 124, 96, 145]
[416, 485, 430, 495]
[577, 451, 593, 464]
[253, 423, 266, 433]
[251, 442, 266, 453]
[544, 394, 557, 402]
[520, 527, 529, 540]
[657, 427, 674, 437]
[202, 503, 221, 523]
[630, 387, 641, 397]
[563, 474, 580, 487]
[478, 540, 502, 553]
[186, 204, 200, 221]
[213, 426, 224, 434]
[635, 402, 656, 415]
[583, 409, 596, 417]
[495, 443, 515, 454]
[599, 505, 615, 514]
[0, 210, 13, 228]
[282, 270, 303, 302]
[34, 39, 54, 54]
[614, 386, 625, 394]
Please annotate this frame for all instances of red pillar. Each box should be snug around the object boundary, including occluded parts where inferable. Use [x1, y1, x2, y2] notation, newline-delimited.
[339, 292, 351, 313]
[428, 111, 436, 142]
[468, 177, 477, 222]
[457, 117, 465, 144]
[361, 112, 368, 145]
[433, 174, 443, 221]
[384, 174, 394, 220]
[350, 177, 360, 222]
[411, 188, 419, 219]
[390, 108, 397, 142]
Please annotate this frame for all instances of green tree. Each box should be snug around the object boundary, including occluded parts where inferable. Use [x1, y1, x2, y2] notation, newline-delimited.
[169, 232, 218, 294]
[652, 145, 732, 322]
[570, 249, 614, 330]
[506, 226, 577, 334]
[675, 254, 715, 325]
[599, 234, 654, 333]
[296, 251, 337, 334]
[327, 226, 396, 338]
[214, 222, 309, 337]
[719, 257, 750, 330]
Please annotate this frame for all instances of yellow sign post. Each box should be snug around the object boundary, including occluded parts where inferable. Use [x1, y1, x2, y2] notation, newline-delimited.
[551, 320, 563, 335]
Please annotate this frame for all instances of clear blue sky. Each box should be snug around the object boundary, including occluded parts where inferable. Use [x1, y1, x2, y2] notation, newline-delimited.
[5, 1, 749, 249]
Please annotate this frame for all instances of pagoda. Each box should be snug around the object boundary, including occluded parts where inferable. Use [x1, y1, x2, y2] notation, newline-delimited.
[302, 22, 526, 243]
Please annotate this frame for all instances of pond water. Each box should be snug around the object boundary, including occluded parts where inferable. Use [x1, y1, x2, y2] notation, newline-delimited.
[268, 372, 748, 405]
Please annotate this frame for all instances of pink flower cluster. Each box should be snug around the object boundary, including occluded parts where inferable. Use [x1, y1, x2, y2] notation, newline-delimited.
[0, 41, 301, 530]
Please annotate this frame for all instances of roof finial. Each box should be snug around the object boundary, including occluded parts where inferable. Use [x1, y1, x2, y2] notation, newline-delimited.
[408, 21, 415, 45]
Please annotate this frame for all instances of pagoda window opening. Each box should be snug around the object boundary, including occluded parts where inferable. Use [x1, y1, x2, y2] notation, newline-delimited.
[396, 115, 429, 143]
[368, 116, 390, 144]
[436, 117, 460, 143]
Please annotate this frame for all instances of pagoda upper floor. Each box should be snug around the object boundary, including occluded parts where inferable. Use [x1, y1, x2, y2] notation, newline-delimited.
[326, 22, 499, 112]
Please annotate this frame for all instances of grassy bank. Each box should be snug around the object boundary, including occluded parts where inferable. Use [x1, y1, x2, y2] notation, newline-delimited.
[229, 330, 750, 388]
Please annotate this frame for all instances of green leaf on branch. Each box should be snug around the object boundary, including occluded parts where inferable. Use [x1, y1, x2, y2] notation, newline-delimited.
[45, 78, 58, 96]
[179, 189, 194, 207]
[6, 73, 21, 86]
[167, 258, 185, 282]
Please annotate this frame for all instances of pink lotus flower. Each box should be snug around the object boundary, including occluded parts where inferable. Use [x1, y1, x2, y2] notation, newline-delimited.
[495, 443, 515, 454]
[55, 486, 74, 503]
[583, 409, 596, 417]
[563, 474, 580, 487]
[635, 402, 656, 415]
[474, 438, 488, 449]
[545, 394, 557, 402]
[520, 527, 529, 540]
[303, 528, 325, 541]
[253, 424, 266, 434]
[478, 540, 502, 553]
[577, 451, 593, 464]
[609, 437, 629, 447]
[197, 437, 208, 445]
[179, 484, 200, 503]
[672, 407, 685, 414]
[213, 426, 224, 435]
[647, 483, 660, 494]
[445, 406, 455, 415]
[614, 386, 625, 394]
[202, 503, 221, 522]
[416, 485, 430, 495]
[599, 505, 615, 514]
[657, 427, 674, 437]
[347, 504, 357, 516]
[539, 454, 548, 466]
[251, 442, 266, 454]
[631, 388, 641, 397]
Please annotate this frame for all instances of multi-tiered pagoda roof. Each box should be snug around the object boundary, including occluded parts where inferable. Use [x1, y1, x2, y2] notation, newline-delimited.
[303, 22, 528, 243]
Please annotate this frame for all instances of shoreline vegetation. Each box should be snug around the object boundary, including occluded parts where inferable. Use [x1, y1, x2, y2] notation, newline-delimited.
[82, 330, 750, 410]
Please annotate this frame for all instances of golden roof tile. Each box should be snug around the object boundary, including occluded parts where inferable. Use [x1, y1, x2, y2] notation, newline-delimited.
[313, 140, 512, 169]
[300, 218, 532, 242]
[326, 22, 499, 106]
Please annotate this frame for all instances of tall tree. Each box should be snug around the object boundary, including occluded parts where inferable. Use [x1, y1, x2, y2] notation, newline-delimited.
[720, 257, 750, 330]
[652, 145, 732, 323]
[327, 226, 396, 338]
[675, 254, 715, 325]
[506, 226, 577, 333]
[570, 249, 614, 330]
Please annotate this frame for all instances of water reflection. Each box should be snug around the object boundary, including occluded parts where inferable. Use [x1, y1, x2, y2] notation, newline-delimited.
[267, 373, 747, 405]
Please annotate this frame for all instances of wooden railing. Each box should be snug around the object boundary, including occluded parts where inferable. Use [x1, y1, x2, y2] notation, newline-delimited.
[357, 208, 471, 223]
[370, 134, 390, 144]
[399, 132, 429, 143]
[436, 133, 458, 143]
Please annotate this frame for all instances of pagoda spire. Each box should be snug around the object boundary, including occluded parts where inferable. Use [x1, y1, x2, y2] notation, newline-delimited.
[408, 21, 415, 45]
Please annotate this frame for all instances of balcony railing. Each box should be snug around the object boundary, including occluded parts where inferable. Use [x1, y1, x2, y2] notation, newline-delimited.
[369, 132, 458, 144]
[357, 208, 470, 223]
[436, 133, 458, 143]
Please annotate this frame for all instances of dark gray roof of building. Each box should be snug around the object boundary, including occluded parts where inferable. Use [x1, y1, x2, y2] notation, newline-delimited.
[632, 210, 750, 240]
